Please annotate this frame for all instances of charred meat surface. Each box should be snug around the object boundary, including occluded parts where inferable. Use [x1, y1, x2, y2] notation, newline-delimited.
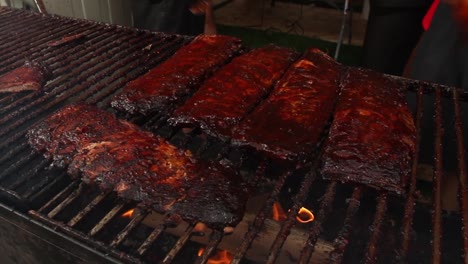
[111, 35, 243, 116]
[0, 61, 49, 93]
[47, 33, 85, 47]
[169, 45, 300, 140]
[231, 48, 342, 163]
[27, 104, 248, 227]
[321, 68, 416, 194]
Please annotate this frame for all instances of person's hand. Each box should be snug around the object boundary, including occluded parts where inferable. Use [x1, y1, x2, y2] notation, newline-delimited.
[189, 0, 212, 15]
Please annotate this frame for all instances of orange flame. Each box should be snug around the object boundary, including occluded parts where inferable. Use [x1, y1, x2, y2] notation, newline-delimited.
[296, 207, 314, 223]
[272, 202, 287, 222]
[194, 222, 207, 233]
[197, 248, 233, 264]
[207, 250, 233, 264]
[121, 209, 135, 218]
[198, 247, 205, 257]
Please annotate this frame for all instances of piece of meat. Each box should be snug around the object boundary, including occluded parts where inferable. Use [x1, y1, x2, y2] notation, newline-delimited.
[111, 35, 243, 116]
[321, 68, 416, 194]
[231, 48, 342, 163]
[27, 104, 248, 227]
[169, 45, 300, 140]
[0, 61, 49, 93]
[47, 33, 85, 47]
[27, 104, 129, 167]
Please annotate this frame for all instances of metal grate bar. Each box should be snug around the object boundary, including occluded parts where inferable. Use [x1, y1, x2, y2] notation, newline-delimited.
[0, 185, 25, 202]
[328, 186, 363, 263]
[0, 33, 154, 142]
[28, 210, 143, 264]
[0, 16, 46, 47]
[0, 28, 134, 119]
[0, 9, 43, 25]
[110, 209, 147, 247]
[89, 203, 125, 236]
[364, 193, 388, 264]
[0, 20, 84, 67]
[47, 182, 83, 218]
[0, 23, 101, 75]
[0, 13, 56, 49]
[298, 181, 338, 263]
[162, 224, 195, 264]
[453, 89, 468, 263]
[68, 192, 110, 227]
[0, 32, 126, 143]
[0, 17, 75, 57]
[0, 24, 109, 92]
[0, 151, 37, 180]
[399, 85, 425, 260]
[142, 114, 166, 131]
[38, 180, 79, 213]
[432, 87, 443, 264]
[0, 8, 16, 17]
[24, 172, 67, 200]
[9, 159, 49, 190]
[231, 170, 292, 264]
[0, 13, 81, 47]
[0, 133, 30, 156]
[194, 138, 212, 157]
[195, 230, 224, 264]
[266, 169, 319, 264]
[85, 38, 184, 105]
[0, 141, 29, 166]
[138, 224, 166, 256]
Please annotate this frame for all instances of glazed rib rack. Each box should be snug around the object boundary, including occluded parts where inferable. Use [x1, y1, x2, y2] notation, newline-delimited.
[0, 6, 467, 264]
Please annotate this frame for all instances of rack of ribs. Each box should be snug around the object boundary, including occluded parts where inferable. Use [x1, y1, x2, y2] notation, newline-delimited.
[0, 61, 50, 93]
[321, 68, 416, 194]
[111, 35, 243, 116]
[27, 104, 248, 227]
[230, 48, 342, 163]
[169, 45, 300, 140]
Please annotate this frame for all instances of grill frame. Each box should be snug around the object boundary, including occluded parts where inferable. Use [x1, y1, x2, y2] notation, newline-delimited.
[0, 6, 467, 264]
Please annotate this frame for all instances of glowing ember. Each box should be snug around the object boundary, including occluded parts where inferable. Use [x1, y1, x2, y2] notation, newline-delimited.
[194, 222, 207, 233]
[198, 247, 205, 257]
[272, 202, 287, 222]
[121, 209, 135, 218]
[207, 250, 233, 264]
[296, 207, 314, 223]
[223, 226, 234, 234]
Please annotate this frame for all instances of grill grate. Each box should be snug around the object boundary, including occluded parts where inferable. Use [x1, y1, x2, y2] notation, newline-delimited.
[0, 6, 467, 264]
